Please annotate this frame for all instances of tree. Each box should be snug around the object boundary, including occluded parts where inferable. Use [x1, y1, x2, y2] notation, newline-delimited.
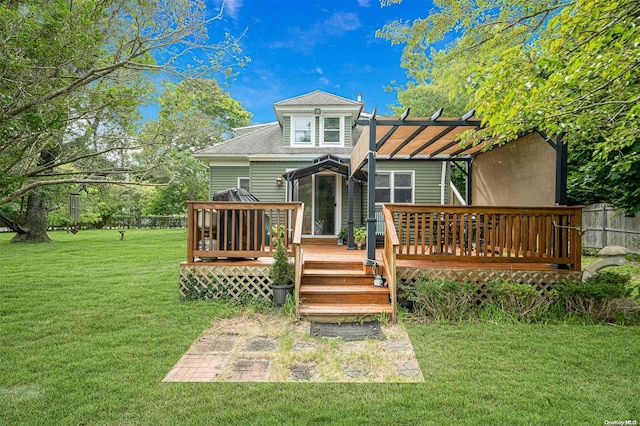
[379, 0, 640, 214]
[138, 79, 252, 215]
[0, 0, 248, 241]
[390, 83, 471, 117]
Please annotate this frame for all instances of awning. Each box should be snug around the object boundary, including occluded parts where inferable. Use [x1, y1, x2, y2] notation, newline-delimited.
[282, 154, 367, 182]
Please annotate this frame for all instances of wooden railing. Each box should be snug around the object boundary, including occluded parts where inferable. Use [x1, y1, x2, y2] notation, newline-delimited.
[186, 201, 303, 262]
[381, 206, 399, 322]
[381, 204, 583, 271]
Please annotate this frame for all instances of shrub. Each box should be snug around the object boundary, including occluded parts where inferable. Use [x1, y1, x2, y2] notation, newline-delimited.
[408, 279, 477, 322]
[556, 271, 639, 323]
[485, 280, 552, 321]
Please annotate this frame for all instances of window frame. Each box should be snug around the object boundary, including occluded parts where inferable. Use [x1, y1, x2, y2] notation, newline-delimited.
[375, 170, 415, 205]
[290, 115, 315, 147]
[319, 115, 344, 147]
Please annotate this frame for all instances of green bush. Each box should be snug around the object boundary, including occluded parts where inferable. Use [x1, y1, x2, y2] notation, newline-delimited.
[485, 280, 552, 321]
[408, 279, 477, 322]
[556, 272, 639, 323]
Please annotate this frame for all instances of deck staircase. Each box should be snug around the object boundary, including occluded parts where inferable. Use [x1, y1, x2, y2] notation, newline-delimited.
[298, 260, 393, 323]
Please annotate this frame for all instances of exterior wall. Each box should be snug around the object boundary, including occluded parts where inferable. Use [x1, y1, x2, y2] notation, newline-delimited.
[472, 133, 556, 206]
[250, 161, 309, 201]
[209, 165, 249, 199]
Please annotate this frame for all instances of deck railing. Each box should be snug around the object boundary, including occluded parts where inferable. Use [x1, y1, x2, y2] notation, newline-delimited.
[186, 201, 303, 262]
[381, 204, 583, 271]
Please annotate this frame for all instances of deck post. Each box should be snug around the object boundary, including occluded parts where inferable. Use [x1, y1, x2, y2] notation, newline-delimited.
[347, 161, 355, 250]
[555, 132, 568, 205]
[365, 113, 377, 264]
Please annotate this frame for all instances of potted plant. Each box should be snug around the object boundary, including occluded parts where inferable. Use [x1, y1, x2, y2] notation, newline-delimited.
[353, 226, 367, 250]
[337, 228, 348, 245]
[269, 225, 295, 306]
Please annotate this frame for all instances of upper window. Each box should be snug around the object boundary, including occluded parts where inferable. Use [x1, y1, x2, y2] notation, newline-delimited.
[291, 116, 314, 146]
[375, 171, 414, 204]
[320, 116, 343, 146]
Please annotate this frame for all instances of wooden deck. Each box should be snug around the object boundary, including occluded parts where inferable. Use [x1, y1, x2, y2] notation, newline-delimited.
[182, 203, 583, 322]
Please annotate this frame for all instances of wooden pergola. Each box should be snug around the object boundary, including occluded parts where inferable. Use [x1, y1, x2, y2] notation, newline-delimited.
[348, 108, 569, 263]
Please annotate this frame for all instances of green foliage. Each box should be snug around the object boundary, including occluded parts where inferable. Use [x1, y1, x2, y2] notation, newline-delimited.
[408, 279, 477, 322]
[379, 0, 640, 215]
[485, 280, 553, 321]
[0, 0, 250, 230]
[353, 226, 367, 241]
[390, 82, 472, 117]
[337, 228, 348, 239]
[269, 225, 294, 286]
[556, 272, 639, 322]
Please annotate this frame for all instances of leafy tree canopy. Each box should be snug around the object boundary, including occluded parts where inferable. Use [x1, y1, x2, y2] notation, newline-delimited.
[379, 0, 639, 214]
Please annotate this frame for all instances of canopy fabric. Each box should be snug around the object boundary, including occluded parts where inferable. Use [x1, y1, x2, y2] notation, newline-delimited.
[282, 154, 367, 182]
[351, 113, 484, 173]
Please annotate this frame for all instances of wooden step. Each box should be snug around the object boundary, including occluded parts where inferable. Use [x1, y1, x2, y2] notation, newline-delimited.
[303, 260, 364, 272]
[301, 273, 374, 287]
[299, 284, 389, 304]
[299, 303, 393, 323]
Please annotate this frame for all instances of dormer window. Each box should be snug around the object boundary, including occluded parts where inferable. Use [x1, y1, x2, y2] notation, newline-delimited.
[320, 116, 344, 146]
[291, 115, 314, 146]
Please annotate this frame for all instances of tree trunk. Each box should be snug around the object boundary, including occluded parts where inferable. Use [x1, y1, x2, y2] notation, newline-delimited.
[11, 192, 52, 243]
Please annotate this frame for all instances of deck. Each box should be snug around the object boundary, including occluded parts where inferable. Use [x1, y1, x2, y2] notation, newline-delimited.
[180, 203, 583, 322]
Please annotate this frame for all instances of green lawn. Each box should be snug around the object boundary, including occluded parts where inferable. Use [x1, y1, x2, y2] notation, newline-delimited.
[1, 229, 638, 425]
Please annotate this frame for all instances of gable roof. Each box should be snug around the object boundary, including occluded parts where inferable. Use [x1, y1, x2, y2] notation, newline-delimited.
[274, 90, 362, 107]
[194, 122, 360, 160]
[273, 90, 363, 125]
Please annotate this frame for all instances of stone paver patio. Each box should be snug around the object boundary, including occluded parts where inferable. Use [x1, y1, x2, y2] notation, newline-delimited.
[163, 313, 424, 383]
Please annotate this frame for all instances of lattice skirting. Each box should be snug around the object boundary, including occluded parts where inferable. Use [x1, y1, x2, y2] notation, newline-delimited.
[179, 264, 272, 301]
[397, 267, 582, 300]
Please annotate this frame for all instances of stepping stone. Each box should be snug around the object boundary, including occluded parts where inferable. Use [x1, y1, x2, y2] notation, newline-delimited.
[382, 338, 414, 353]
[289, 363, 315, 381]
[310, 321, 384, 341]
[343, 366, 370, 378]
[395, 361, 423, 379]
[231, 358, 270, 381]
[188, 335, 236, 354]
[244, 337, 279, 352]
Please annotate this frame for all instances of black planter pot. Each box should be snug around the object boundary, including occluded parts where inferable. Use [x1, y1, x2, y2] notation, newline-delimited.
[272, 282, 294, 306]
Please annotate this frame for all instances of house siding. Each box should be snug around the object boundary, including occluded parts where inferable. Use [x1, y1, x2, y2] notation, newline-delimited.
[209, 166, 250, 199]
[250, 161, 310, 201]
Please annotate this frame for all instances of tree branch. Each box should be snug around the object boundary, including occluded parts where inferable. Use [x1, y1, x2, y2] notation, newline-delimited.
[2, 178, 168, 206]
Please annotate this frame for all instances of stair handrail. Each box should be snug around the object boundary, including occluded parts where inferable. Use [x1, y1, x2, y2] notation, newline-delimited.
[292, 203, 304, 318]
[382, 204, 400, 322]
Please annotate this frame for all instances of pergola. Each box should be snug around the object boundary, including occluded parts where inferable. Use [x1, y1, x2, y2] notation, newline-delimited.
[348, 108, 569, 263]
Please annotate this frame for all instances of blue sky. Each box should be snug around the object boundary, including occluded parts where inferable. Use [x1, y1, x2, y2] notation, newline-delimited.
[210, 0, 433, 124]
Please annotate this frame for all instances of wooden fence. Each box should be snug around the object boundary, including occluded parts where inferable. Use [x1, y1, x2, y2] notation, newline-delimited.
[582, 204, 640, 251]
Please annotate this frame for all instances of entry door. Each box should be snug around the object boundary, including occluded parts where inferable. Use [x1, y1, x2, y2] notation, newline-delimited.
[295, 174, 339, 236]
[314, 174, 337, 236]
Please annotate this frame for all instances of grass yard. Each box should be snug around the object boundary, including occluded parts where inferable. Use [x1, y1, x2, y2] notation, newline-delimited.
[1, 229, 638, 425]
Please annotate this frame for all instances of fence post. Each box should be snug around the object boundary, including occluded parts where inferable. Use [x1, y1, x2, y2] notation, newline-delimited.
[601, 204, 607, 248]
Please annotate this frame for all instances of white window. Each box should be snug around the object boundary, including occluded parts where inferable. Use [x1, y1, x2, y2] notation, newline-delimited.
[320, 116, 343, 146]
[291, 116, 314, 146]
[375, 171, 414, 204]
[238, 177, 249, 191]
